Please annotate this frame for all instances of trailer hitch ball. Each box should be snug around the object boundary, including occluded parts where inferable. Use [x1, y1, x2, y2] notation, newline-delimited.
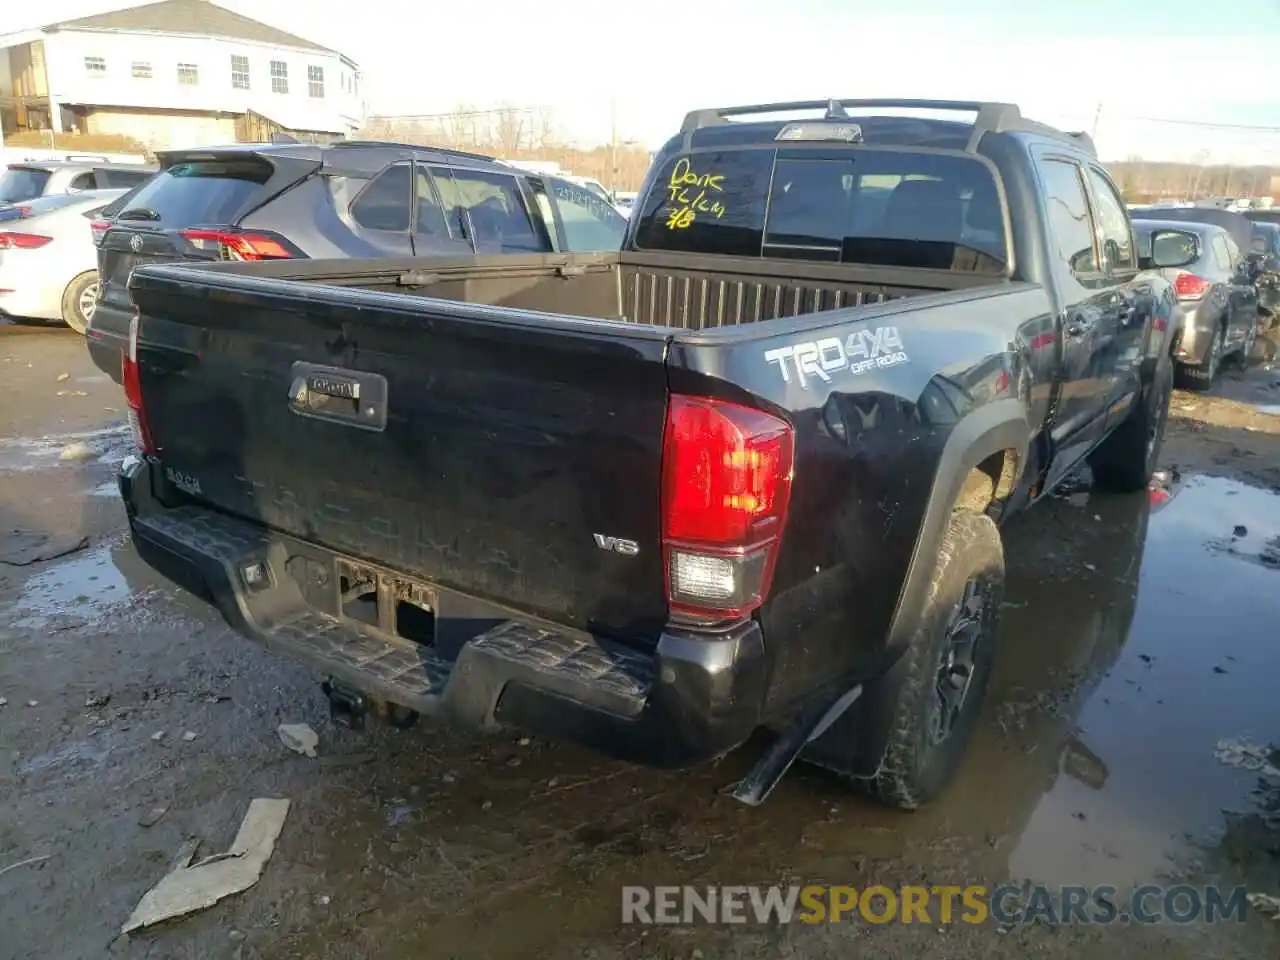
[321, 679, 418, 730]
[374, 699, 419, 730]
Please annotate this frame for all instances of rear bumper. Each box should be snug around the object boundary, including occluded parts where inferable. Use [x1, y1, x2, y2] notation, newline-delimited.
[120, 457, 766, 767]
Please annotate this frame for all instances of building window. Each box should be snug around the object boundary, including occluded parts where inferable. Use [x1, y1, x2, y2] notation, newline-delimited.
[270, 60, 288, 94]
[131, 61, 152, 79]
[84, 56, 106, 76]
[307, 65, 324, 98]
[230, 55, 250, 90]
[177, 62, 199, 85]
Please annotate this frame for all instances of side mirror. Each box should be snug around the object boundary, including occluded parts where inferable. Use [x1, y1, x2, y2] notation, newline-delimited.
[1148, 229, 1198, 269]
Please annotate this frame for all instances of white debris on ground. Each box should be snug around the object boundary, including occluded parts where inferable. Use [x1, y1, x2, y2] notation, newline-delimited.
[277, 723, 319, 758]
[1214, 738, 1280, 777]
[121, 798, 290, 934]
[1247, 893, 1280, 919]
[58, 442, 97, 462]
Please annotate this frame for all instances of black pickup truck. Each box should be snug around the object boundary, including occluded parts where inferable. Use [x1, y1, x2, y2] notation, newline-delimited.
[115, 99, 1183, 808]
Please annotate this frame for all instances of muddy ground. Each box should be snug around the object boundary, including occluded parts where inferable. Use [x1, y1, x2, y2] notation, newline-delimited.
[3, 320, 1280, 960]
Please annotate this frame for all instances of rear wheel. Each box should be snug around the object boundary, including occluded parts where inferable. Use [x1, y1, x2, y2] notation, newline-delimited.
[1176, 325, 1222, 390]
[1089, 361, 1173, 493]
[60, 271, 99, 336]
[805, 510, 1004, 809]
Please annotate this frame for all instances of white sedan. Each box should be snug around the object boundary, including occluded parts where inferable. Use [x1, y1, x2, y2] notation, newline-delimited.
[0, 188, 126, 334]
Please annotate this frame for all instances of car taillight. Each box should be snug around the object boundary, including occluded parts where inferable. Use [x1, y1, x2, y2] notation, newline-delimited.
[1173, 273, 1211, 300]
[123, 312, 155, 455]
[0, 232, 52, 249]
[662, 395, 794, 623]
[180, 228, 297, 261]
[90, 219, 110, 246]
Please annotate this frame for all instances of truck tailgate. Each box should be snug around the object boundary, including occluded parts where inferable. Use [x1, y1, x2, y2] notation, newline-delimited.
[129, 269, 673, 644]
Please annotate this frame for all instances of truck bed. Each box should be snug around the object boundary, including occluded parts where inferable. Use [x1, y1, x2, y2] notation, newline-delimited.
[191, 250, 1005, 331]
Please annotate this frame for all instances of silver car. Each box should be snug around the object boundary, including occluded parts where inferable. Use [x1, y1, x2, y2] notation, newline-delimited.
[1134, 218, 1258, 387]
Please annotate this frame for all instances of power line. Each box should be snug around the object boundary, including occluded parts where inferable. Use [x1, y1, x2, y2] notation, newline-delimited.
[1122, 114, 1280, 133]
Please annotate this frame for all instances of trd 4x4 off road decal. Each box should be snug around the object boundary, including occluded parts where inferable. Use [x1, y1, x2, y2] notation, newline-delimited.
[764, 327, 909, 388]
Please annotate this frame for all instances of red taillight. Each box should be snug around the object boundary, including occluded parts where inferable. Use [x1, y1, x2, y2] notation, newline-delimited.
[1173, 273, 1211, 300]
[0, 232, 52, 249]
[180, 228, 296, 261]
[122, 312, 155, 455]
[661, 395, 794, 623]
[90, 219, 110, 246]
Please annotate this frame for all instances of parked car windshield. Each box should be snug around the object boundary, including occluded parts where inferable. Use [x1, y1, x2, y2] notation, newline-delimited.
[0, 166, 52, 204]
[633, 147, 1008, 273]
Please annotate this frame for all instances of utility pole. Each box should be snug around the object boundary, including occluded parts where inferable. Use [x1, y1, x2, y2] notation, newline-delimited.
[609, 97, 618, 195]
[1091, 102, 1102, 141]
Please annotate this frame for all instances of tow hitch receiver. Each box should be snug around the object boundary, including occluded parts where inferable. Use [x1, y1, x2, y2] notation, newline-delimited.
[322, 678, 369, 730]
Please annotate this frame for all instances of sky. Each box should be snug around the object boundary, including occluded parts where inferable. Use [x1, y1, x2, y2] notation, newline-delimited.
[11, 0, 1280, 163]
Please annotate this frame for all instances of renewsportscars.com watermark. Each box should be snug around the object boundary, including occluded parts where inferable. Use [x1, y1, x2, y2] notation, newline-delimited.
[622, 884, 1252, 926]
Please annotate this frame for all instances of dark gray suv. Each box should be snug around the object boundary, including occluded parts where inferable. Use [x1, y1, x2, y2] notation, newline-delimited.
[86, 140, 627, 381]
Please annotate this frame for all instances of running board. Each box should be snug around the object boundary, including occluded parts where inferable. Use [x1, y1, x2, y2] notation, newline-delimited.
[730, 685, 863, 806]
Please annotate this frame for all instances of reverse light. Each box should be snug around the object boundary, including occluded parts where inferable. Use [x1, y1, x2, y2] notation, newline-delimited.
[662, 395, 794, 623]
[0, 232, 52, 249]
[180, 228, 297, 261]
[1173, 273, 1211, 300]
[122, 312, 155, 455]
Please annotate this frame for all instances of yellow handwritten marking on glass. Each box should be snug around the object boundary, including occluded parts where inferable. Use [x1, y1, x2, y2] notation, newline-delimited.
[664, 157, 728, 229]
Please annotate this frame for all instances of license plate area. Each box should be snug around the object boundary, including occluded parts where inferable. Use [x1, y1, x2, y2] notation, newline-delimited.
[285, 551, 437, 648]
[336, 558, 437, 647]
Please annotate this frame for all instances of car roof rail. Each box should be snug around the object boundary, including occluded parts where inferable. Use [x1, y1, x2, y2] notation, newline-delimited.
[329, 140, 496, 162]
[679, 98, 1094, 155]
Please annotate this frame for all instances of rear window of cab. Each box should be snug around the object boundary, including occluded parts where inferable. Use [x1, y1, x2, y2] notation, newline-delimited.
[633, 148, 1008, 273]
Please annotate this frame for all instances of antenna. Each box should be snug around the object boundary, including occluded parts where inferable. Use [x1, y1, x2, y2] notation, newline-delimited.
[824, 99, 850, 120]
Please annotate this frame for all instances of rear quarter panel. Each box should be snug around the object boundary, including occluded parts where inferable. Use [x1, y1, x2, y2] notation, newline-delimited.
[668, 283, 1056, 713]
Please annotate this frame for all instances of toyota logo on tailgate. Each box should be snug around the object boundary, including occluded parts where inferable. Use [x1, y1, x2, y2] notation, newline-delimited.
[130, 234, 143, 252]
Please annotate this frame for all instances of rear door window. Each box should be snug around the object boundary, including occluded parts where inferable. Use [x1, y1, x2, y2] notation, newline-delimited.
[1035, 159, 1099, 282]
[114, 157, 272, 224]
[431, 168, 548, 253]
[0, 166, 52, 203]
[547, 177, 626, 251]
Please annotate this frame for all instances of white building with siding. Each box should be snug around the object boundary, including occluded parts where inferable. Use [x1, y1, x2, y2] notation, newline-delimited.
[0, 0, 364, 149]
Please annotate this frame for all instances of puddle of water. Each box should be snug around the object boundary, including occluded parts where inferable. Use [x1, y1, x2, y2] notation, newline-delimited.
[1256, 404, 1280, 416]
[90, 478, 120, 498]
[999, 475, 1280, 892]
[0, 423, 130, 473]
[10, 544, 133, 628]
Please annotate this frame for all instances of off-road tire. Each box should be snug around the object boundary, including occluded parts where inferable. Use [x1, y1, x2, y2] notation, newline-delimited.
[1089, 361, 1173, 494]
[805, 510, 1004, 810]
[60, 270, 98, 336]
[1176, 326, 1222, 390]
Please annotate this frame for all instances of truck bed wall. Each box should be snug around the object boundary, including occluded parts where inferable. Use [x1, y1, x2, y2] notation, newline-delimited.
[204, 252, 1001, 331]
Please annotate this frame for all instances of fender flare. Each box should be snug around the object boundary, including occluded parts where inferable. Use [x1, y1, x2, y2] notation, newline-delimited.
[883, 398, 1029, 664]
